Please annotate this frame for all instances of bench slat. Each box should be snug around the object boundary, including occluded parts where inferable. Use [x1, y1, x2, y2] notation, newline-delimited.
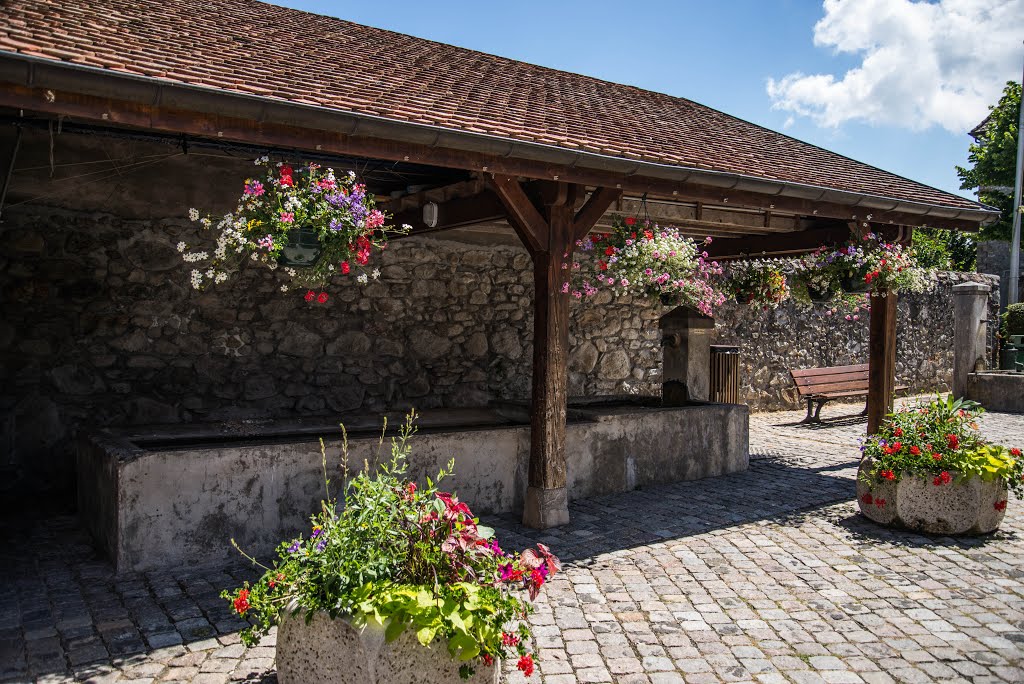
[792, 371, 869, 387]
[790, 364, 868, 379]
[795, 379, 871, 396]
[813, 384, 909, 399]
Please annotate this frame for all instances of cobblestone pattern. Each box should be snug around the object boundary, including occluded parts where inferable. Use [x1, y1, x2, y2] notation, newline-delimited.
[1, 406, 1022, 683]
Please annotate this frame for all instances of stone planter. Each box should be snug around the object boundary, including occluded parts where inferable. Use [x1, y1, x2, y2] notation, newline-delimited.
[857, 462, 1008, 535]
[276, 609, 499, 684]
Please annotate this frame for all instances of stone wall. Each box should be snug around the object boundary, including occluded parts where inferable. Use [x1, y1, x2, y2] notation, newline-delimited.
[0, 204, 997, 508]
[713, 272, 1000, 411]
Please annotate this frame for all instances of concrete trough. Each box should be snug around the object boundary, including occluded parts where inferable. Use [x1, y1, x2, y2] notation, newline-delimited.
[77, 400, 748, 572]
[965, 371, 1024, 414]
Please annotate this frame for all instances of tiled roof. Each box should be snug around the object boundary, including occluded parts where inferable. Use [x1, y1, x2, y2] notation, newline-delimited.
[0, 0, 983, 212]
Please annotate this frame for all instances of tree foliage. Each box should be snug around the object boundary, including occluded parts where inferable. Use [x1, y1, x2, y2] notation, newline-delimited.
[912, 227, 976, 271]
[956, 81, 1021, 242]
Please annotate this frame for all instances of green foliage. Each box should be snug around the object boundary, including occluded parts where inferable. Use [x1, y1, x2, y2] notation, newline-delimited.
[221, 412, 556, 677]
[860, 396, 1024, 498]
[1004, 302, 1024, 337]
[724, 259, 790, 307]
[956, 81, 1021, 242]
[912, 228, 977, 271]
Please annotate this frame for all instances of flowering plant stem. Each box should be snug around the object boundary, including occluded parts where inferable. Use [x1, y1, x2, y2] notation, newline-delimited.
[221, 412, 556, 679]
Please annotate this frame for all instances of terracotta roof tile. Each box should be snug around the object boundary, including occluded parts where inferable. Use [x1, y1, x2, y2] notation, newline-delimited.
[0, 0, 984, 212]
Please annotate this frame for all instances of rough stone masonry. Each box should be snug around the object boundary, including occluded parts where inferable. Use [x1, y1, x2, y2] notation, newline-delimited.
[0, 204, 998, 509]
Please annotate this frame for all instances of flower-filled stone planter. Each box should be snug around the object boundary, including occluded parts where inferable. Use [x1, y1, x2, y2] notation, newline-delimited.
[276, 610, 498, 684]
[223, 412, 554, 680]
[857, 460, 1008, 535]
[859, 396, 1022, 536]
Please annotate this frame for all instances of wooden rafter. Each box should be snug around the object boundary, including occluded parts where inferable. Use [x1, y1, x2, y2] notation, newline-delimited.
[487, 175, 547, 255]
[573, 186, 622, 243]
[0, 84, 987, 232]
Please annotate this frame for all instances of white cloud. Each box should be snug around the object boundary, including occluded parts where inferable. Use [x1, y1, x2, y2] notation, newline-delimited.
[766, 0, 1024, 133]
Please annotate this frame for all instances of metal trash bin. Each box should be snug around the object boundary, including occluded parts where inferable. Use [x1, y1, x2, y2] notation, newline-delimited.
[710, 344, 740, 403]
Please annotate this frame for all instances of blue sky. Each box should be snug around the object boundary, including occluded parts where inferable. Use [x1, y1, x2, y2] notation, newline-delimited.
[276, 0, 1023, 201]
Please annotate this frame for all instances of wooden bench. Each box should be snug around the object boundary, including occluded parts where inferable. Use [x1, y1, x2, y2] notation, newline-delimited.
[790, 363, 908, 424]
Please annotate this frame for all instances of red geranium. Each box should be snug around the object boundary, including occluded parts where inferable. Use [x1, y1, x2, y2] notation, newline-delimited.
[624, 217, 636, 226]
[304, 289, 315, 302]
[233, 589, 250, 615]
[317, 292, 329, 304]
[279, 164, 294, 187]
[517, 655, 534, 677]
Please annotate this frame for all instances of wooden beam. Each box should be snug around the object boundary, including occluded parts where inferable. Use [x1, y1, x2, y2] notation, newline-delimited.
[390, 190, 505, 235]
[487, 175, 547, 255]
[704, 223, 853, 260]
[573, 186, 622, 242]
[0, 83, 989, 232]
[866, 291, 898, 434]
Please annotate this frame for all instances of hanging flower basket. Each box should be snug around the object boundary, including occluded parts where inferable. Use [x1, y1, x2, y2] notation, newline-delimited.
[722, 259, 790, 308]
[279, 224, 324, 268]
[178, 157, 409, 301]
[839, 272, 871, 293]
[805, 283, 834, 303]
[566, 217, 725, 317]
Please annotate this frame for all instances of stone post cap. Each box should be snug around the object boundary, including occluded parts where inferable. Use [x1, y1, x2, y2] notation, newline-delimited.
[952, 282, 991, 294]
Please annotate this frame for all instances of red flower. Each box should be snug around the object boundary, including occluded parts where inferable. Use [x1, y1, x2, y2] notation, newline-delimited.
[624, 217, 636, 226]
[933, 476, 943, 486]
[940, 471, 952, 484]
[233, 589, 250, 615]
[861, 493, 873, 505]
[340, 261, 351, 274]
[994, 500, 1007, 512]
[891, 442, 902, 452]
[893, 427, 903, 437]
[604, 246, 615, 256]
[517, 655, 534, 677]
[881, 470, 895, 481]
[932, 453, 942, 461]
[481, 654, 494, 667]
[317, 292, 329, 304]
[946, 434, 959, 450]
[644, 230, 654, 240]
[598, 260, 608, 271]
[502, 632, 520, 647]
[279, 164, 294, 187]
[304, 290, 315, 302]
[1012, 448, 1022, 457]
[909, 446, 920, 456]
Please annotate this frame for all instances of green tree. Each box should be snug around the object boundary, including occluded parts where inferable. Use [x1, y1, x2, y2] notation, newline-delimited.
[913, 227, 976, 271]
[956, 81, 1021, 242]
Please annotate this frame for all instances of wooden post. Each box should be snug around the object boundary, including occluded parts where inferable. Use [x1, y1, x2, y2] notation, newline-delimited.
[488, 177, 620, 528]
[866, 290, 897, 434]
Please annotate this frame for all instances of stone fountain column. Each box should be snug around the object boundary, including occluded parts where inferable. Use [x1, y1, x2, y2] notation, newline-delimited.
[660, 307, 715, 404]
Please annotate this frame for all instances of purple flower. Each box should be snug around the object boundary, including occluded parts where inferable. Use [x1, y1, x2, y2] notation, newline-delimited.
[288, 540, 301, 553]
[315, 538, 327, 552]
[311, 527, 323, 539]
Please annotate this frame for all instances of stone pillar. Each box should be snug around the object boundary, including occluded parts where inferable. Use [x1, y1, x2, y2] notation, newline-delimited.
[952, 282, 991, 398]
[660, 307, 715, 404]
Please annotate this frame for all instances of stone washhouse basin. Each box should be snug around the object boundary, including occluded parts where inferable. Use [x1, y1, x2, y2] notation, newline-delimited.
[276, 611, 498, 684]
[857, 462, 1008, 535]
[78, 399, 748, 571]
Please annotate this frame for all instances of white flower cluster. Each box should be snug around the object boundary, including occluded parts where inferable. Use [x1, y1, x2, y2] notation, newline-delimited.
[371, 268, 380, 280]
[356, 273, 368, 284]
[190, 269, 203, 289]
[284, 196, 302, 212]
[255, 156, 269, 165]
[176, 241, 187, 253]
[182, 251, 209, 263]
[188, 208, 200, 222]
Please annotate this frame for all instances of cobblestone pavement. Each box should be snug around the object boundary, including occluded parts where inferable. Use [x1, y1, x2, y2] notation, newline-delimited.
[2, 399, 1022, 683]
